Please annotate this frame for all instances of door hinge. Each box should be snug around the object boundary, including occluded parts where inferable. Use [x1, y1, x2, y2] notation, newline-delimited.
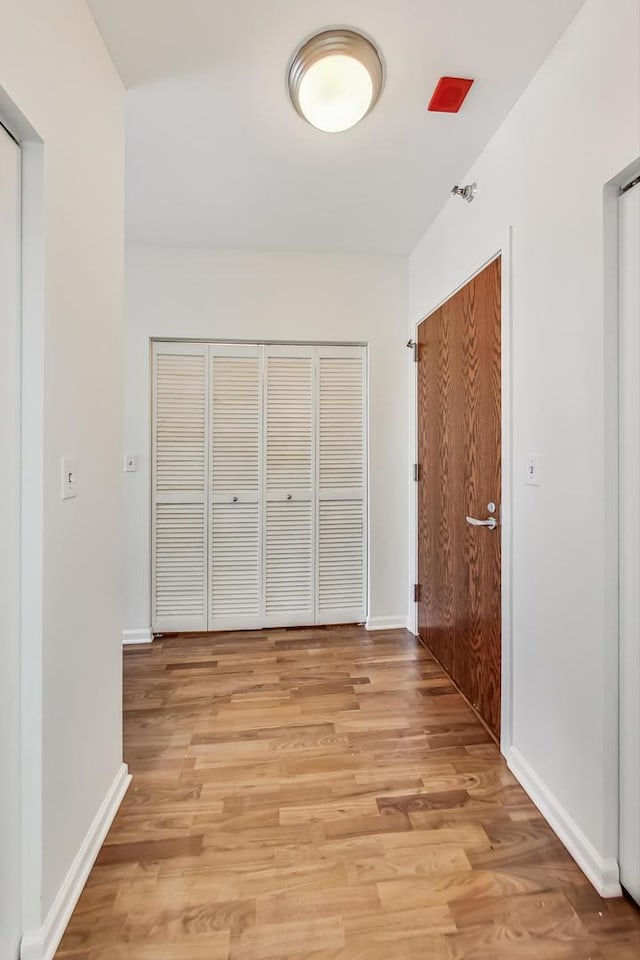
[414, 583, 421, 603]
[413, 463, 421, 482]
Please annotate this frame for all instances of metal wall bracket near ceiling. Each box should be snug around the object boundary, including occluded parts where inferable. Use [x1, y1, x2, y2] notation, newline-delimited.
[451, 182, 477, 203]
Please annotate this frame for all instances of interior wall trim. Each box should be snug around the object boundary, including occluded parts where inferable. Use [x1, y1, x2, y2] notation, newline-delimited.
[508, 746, 622, 898]
[365, 616, 408, 631]
[152, 337, 367, 347]
[20, 764, 131, 960]
[122, 628, 153, 645]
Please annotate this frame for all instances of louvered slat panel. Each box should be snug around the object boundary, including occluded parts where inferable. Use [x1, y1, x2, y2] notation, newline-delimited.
[154, 502, 206, 619]
[155, 354, 206, 493]
[208, 347, 262, 629]
[318, 500, 364, 614]
[265, 501, 312, 616]
[266, 356, 313, 489]
[210, 502, 260, 620]
[211, 355, 261, 492]
[319, 355, 364, 490]
[153, 345, 208, 631]
[316, 348, 366, 623]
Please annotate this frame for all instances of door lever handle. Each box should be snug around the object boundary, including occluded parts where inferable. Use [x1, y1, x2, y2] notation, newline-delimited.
[466, 515, 498, 530]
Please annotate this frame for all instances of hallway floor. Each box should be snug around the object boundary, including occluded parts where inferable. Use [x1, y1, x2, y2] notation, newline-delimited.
[56, 626, 640, 959]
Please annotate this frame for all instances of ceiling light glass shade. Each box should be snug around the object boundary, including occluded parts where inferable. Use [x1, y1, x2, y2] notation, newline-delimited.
[288, 29, 384, 133]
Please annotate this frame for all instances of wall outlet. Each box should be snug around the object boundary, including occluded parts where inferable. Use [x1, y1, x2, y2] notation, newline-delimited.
[61, 457, 78, 500]
[525, 455, 541, 486]
[124, 454, 138, 473]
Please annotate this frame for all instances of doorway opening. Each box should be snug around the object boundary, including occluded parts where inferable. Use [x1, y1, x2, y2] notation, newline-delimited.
[150, 340, 369, 634]
[411, 237, 513, 750]
[414, 256, 503, 740]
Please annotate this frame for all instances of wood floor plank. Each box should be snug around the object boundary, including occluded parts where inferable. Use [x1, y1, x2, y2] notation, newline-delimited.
[55, 625, 639, 959]
[95, 834, 203, 866]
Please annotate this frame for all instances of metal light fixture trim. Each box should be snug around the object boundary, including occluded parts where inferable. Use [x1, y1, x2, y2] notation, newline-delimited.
[288, 28, 385, 132]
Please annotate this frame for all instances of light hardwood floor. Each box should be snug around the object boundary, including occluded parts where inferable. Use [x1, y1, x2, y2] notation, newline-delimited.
[56, 626, 640, 959]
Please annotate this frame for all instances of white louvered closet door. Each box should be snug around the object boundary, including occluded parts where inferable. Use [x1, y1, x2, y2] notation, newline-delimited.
[209, 344, 263, 630]
[316, 346, 367, 623]
[152, 342, 208, 631]
[263, 345, 316, 627]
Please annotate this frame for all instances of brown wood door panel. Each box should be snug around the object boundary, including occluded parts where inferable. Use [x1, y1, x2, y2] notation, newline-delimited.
[417, 258, 501, 737]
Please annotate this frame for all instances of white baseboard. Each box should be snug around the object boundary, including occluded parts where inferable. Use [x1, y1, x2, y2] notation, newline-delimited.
[21, 763, 131, 960]
[122, 627, 153, 645]
[507, 746, 621, 898]
[365, 616, 408, 631]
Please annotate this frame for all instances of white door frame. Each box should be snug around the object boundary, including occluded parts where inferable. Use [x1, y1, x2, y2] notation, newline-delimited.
[408, 227, 514, 755]
[597, 159, 640, 896]
[0, 86, 47, 944]
[0, 118, 22, 960]
[618, 174, 640, 902]
[611, 164, 640, 901]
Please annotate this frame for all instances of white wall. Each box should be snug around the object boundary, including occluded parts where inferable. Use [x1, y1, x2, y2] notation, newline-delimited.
[409, 0, 640, 893]
[0, 0, 125, 948]
[125, 246, 408, 635]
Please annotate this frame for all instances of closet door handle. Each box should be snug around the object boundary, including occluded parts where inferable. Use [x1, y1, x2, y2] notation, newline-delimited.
[232, 496, 238, 502]
[286, 494, 292, 500]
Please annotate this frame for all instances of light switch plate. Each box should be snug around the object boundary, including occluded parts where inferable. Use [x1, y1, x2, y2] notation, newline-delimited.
[124, 454, 138, 473]
[525, 455, 540, 486]
[61, 457, 78, 500]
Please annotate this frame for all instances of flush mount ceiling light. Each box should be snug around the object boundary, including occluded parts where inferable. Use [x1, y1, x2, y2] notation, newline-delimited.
[288, 29, 384, 133]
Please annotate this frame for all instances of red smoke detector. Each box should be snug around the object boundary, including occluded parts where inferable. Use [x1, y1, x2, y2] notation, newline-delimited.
[428, 76, 474, 113]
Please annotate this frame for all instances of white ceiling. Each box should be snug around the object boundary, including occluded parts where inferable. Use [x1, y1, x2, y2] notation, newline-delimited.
[87, 0, 585, 255]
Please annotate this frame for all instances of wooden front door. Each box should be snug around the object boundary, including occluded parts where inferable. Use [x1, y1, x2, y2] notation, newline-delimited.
[417, 257, 502, 737]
